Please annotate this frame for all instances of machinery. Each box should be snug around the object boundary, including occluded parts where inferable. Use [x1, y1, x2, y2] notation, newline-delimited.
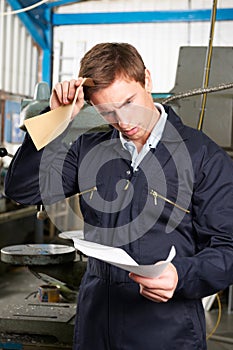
[0, 239, 87, 349]
[165, 46, 233, 158]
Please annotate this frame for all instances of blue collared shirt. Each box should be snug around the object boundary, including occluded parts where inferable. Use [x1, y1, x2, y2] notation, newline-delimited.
[120, 103, 167, 171]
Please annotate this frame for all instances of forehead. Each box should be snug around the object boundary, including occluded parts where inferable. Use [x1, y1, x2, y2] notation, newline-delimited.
[90, 78, 143, 105]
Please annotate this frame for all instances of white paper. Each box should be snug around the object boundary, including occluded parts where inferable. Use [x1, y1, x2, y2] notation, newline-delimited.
[73, 238, 176, 278]
[59, 230, 84, 240]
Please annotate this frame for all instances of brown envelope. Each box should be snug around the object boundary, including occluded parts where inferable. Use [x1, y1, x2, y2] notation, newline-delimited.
[24, 77, 94, 150]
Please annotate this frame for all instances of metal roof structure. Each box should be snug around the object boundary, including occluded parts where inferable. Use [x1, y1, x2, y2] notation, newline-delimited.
[5, 0, 233, 84]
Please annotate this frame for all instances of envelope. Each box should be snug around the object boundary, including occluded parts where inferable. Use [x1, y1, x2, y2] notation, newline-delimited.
[24, 77, 94, 150]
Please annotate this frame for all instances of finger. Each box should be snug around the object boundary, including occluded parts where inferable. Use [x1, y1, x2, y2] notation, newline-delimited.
[68, 78, 86, 111]
[66, 79, 82, 103]
[50, 82, 63, 108]
[53, 80, 78, 105]
[50, 81, 70, 109]
[141, 290, 169, 303]
[129, 273, 162, 289]
[143, 286, 174, 299]
[70, 86, 85, 120]
[59, 80, 76, 104]
[140, 285, 171, 303]
[50, 79, 84, 111]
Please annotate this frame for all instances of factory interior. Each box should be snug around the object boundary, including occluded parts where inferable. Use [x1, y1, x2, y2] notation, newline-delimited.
[0, 0, 233, 349]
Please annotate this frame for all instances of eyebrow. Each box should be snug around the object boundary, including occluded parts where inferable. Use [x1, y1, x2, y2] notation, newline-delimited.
[114, 93, 136, 109]
[91, 92, 137, 110]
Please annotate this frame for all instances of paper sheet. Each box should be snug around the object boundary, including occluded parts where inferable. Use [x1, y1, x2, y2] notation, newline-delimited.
[73, 238, 176, 278]
[24, 77, 94, 150]
[59, 230, 84, 240]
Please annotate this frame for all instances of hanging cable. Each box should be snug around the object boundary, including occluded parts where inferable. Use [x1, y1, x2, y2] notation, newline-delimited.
[206, 293, 222, 340]
[197, 0, 218, 131]
[162, 82, 233, 104]
[0, 0, 50, 16]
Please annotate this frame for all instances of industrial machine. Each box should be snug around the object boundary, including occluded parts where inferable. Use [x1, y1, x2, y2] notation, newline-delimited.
[166, 46, 233, 158]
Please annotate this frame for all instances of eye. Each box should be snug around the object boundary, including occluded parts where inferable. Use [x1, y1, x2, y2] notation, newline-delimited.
[123, 99, 133, 108]
[99, 110, 117, 123]
[101, 110, 115, 117]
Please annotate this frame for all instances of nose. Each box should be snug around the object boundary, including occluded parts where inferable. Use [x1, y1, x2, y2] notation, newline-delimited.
[118, 120, 131, 128]
[115, 109, 131, 126]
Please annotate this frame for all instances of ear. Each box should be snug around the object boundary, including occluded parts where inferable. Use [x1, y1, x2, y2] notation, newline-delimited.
[145, 68, 153, 93]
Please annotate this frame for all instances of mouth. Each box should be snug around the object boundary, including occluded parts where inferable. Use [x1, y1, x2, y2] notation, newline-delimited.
[121, 126, 139, 137]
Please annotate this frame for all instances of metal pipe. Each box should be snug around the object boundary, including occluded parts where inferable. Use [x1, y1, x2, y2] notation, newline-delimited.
[197, 0, 218, 131]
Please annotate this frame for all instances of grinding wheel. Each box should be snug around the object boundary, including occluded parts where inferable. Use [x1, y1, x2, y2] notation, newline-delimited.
[1, 244, 76, 265]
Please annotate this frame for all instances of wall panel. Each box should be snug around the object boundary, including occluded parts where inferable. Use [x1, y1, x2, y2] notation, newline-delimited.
[0, 0, 39, 96]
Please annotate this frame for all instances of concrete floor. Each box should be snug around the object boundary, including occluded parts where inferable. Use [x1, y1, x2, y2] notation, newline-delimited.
[206, 294, 233, 350]
[0, 265, 232, 349]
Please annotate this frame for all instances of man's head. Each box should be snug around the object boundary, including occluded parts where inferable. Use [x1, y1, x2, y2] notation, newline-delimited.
[79, 42, 159, 149]
[79, 42, 146, 102]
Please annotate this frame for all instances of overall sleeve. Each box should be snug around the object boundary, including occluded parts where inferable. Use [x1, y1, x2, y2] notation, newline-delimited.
[4, 129, 80, 206]
[4, 133, 43, 204]
[173, 147, 233, 299]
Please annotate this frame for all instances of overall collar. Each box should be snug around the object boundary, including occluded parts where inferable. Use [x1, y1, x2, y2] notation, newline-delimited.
[100, 106, 190, 169]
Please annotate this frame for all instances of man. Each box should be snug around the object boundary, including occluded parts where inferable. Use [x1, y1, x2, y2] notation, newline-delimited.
[5, 43, 233, 350]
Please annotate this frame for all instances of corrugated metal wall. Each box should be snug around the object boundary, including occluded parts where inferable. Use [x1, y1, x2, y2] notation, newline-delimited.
[0, 0, 232, 94]
[0, 0, 39, 96]
[53, 0, 233, 93]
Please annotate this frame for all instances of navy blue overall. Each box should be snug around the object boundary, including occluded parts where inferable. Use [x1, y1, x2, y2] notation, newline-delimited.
[5, 106, 233, 350]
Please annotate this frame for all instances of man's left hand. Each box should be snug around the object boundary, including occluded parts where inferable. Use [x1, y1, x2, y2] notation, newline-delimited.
[129, 263, 178, 302]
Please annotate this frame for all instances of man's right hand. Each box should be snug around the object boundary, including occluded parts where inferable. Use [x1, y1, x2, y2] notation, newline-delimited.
[50, 78, 85, 119]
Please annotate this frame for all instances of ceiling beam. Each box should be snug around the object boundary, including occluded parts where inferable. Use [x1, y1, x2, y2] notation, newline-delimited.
[52, 8, 233, 26]
[6, 0, 49, 49]
[46, 0, 84, 8]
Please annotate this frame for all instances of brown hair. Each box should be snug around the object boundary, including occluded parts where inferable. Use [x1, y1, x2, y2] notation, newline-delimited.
[79, 42, 146, 101]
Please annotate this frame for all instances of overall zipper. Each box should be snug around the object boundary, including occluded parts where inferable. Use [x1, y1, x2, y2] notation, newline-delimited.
[150, 189, 190, 214]
[78, 184, 190, 214]
[77, 186, 97, 200]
